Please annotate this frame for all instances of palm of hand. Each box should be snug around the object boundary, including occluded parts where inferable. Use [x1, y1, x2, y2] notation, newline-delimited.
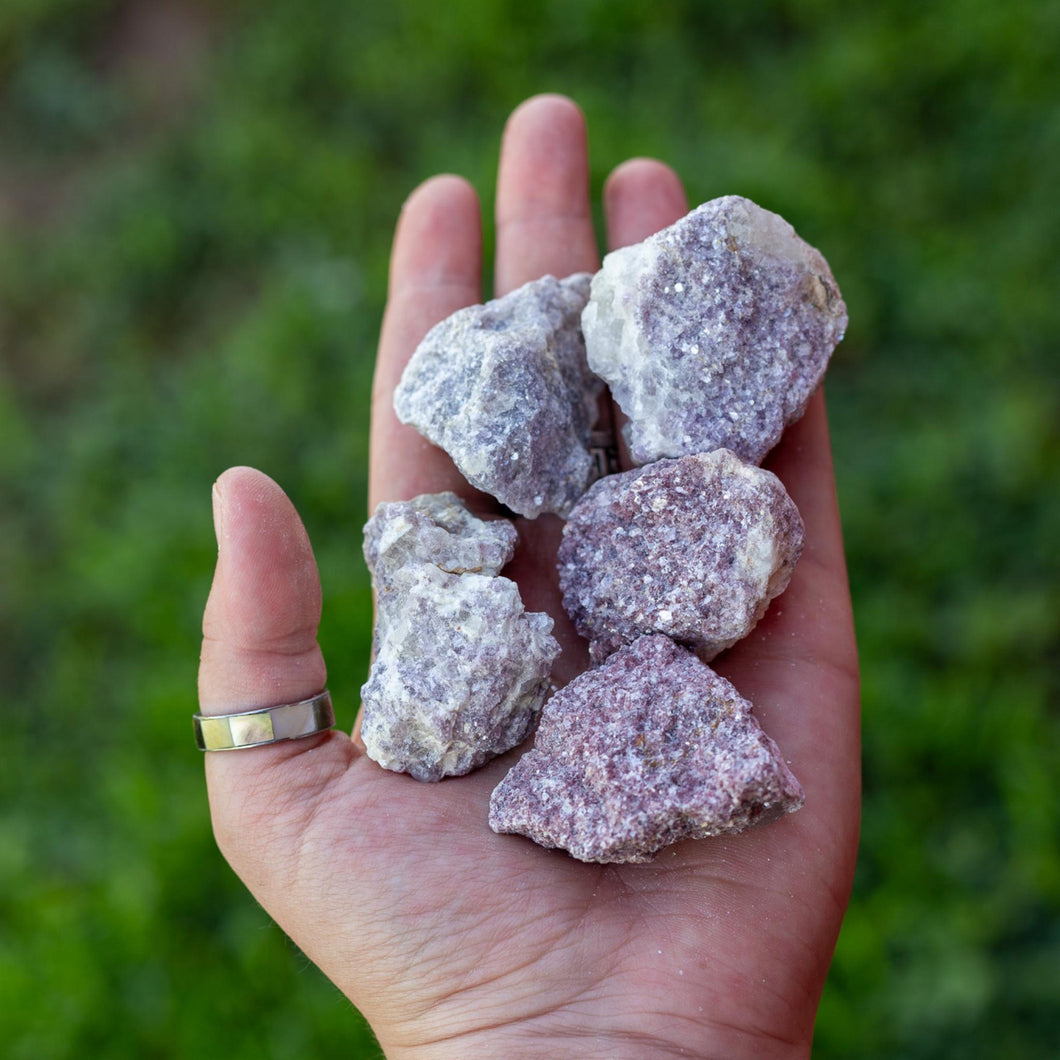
[199, 96, 859, 1060]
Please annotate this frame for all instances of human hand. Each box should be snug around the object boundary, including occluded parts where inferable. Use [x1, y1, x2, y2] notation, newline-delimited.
[198, 94, 860, 1059]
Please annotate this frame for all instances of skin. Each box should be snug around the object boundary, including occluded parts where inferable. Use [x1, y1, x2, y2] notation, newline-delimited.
[198, 94, 861, 1059]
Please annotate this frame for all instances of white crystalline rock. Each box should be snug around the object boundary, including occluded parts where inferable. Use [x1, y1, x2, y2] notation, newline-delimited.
[363, 491, 517, 593]
[393, 273, 602, 518]
[582, 195, 847, 466]
[361, 494, 559, 782]
[363, 566, 559, 781]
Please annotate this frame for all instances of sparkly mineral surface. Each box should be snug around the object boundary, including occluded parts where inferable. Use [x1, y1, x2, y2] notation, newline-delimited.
[558, 450, 804, 663]
[393, 273, 602, 518]
[361, 494, 559, 782]
[489, 634, 804, 863]
[582, 195, 847, 466]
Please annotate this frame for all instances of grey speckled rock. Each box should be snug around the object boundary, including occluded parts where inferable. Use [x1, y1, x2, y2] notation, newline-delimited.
[394, 273, 602, 518]
[582, 196, 847, 465]
[363, 491, 518, 594]
[489, 635, 804, 863]
[559, 450, 803, 663]
[361, 495, 558, 782]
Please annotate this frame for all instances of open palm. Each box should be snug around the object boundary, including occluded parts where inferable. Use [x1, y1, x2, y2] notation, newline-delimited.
[198, 95, 860, 1059]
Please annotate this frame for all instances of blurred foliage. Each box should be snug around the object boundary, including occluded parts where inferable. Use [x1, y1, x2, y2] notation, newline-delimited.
[1, 0, 1058, 1056]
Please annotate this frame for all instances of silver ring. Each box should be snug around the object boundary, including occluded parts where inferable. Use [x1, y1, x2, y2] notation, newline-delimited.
[194, 690, 335, 751]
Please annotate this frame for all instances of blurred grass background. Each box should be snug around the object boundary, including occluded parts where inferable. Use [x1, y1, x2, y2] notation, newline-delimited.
[1, 0, 1057, 1056]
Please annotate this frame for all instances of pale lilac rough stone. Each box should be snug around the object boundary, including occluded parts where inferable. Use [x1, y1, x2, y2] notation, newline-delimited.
[393, 273, 602, 519]
[489, 635, 804, 863]
[582, 195, 847, 466]
[558, 450, 804, 664]
[363, 491, 518, 594]
[361, 494, 559, 782]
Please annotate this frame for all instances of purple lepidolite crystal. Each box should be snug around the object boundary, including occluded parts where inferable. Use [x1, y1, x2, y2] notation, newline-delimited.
[489, 635, 804, 863]
[393, 273, 602, 519]
[558, 450, 804, 664]
[362, 494, 559, 782]
[582, 195, 847, 466]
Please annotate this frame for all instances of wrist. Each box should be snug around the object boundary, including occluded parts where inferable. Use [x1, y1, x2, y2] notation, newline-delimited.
[376, 1014, 811, 1060]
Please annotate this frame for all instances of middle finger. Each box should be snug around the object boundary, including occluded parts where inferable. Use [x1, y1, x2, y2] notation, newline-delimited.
[493, 94, 599, 295]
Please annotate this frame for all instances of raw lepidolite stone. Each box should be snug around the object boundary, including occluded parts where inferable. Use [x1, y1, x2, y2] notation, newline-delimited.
[582, 195, 847, 465]
[361, 494, 559, 782]
[363, 491, 517, 593]
[489, 634, 804, 863]
[558, 449, 803, 663]
[394, 273, 602, 519]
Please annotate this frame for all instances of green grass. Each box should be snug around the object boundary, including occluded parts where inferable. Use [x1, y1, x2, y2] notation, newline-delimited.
[2, 0, 1058, 1055]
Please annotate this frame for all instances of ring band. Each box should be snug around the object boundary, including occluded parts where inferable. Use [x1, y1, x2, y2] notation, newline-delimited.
[194, 690, 335, 751]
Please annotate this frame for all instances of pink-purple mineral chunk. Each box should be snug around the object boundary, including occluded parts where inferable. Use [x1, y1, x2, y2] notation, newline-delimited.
[558, 450, 804, 664]
[394, 273, 602, 519]
[489, 634, 804, 863]
[361, 493, 559, 782]
[582, 195, 847, 466]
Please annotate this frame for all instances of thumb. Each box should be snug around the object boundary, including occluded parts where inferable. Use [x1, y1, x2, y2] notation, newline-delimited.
[197, 465, 353, 899]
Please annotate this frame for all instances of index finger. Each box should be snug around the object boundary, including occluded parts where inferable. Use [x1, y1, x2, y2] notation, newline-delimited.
[369, 174, 484, 510]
